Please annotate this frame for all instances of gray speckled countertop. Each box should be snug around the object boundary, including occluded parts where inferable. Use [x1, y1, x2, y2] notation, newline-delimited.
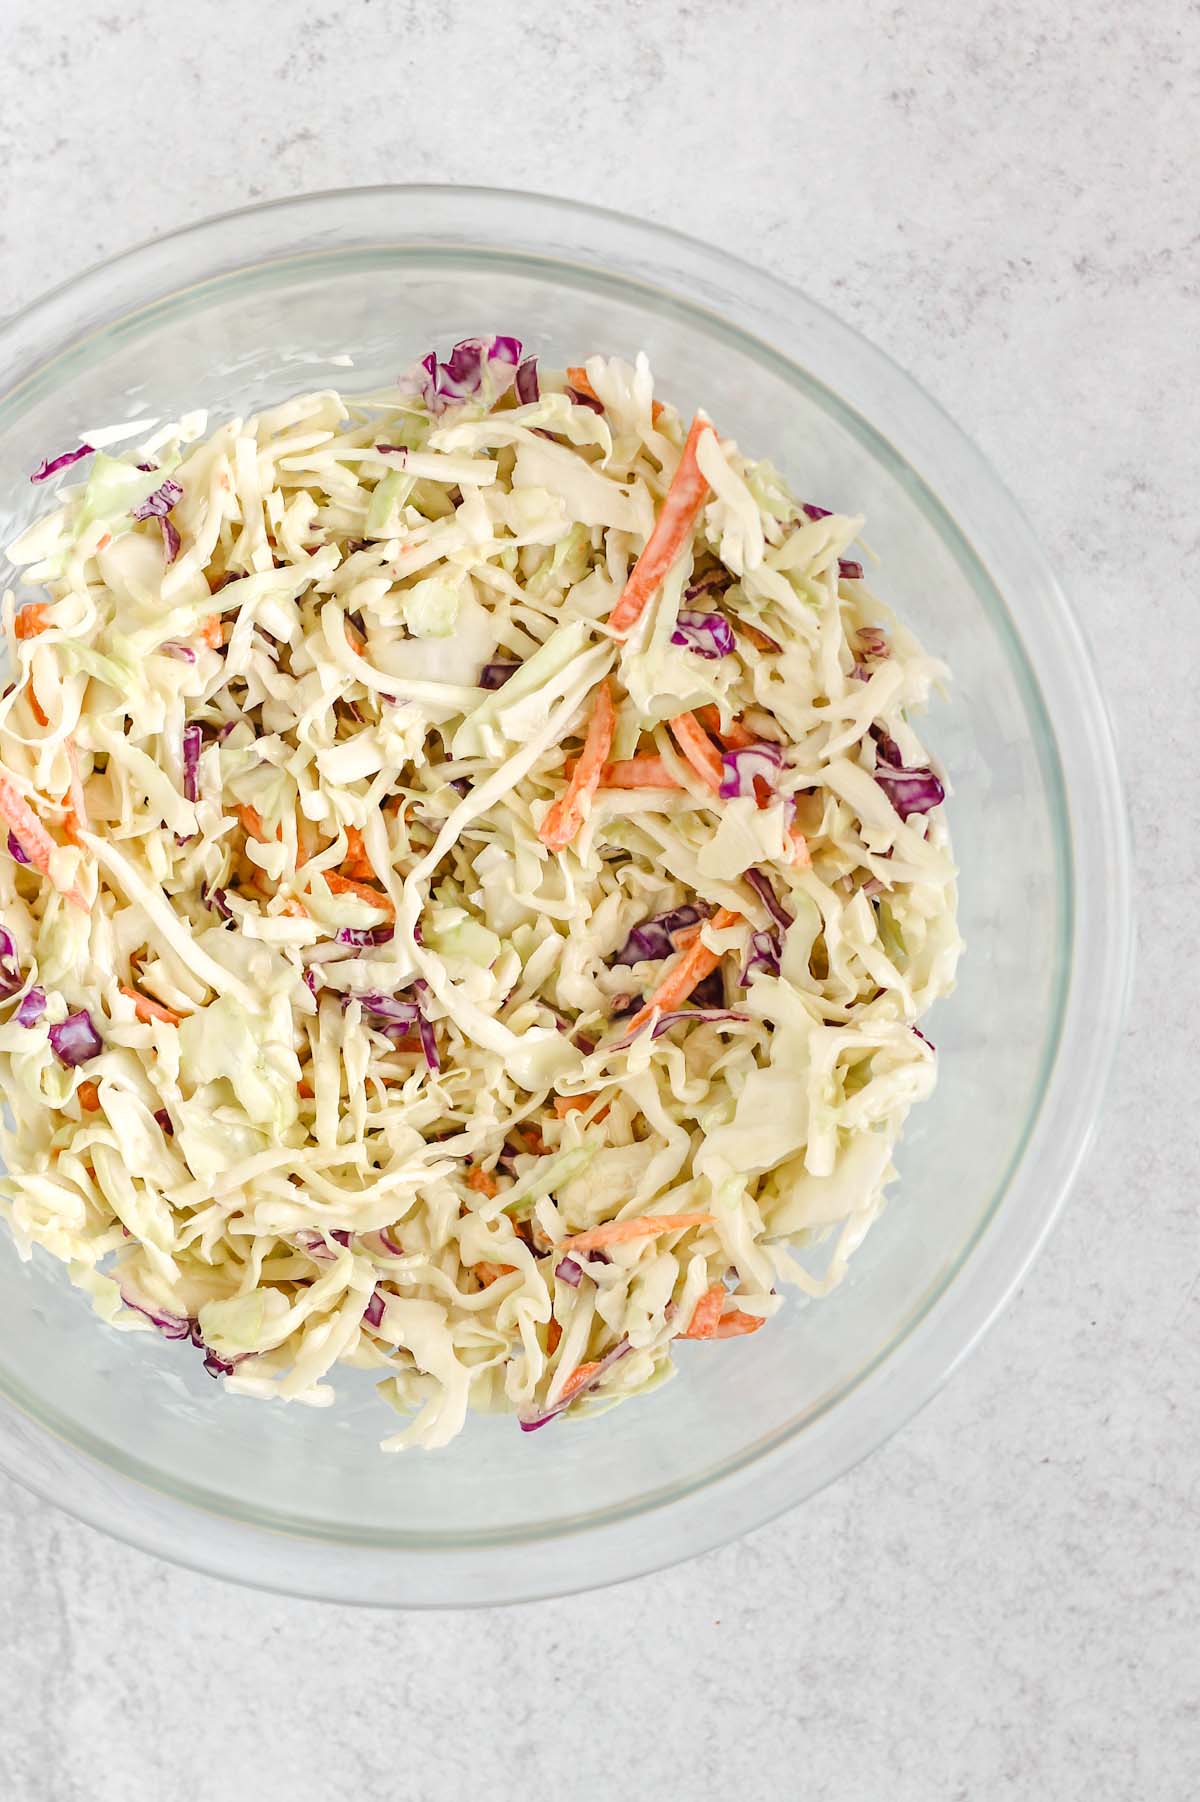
[0, 3, 1195, 1797]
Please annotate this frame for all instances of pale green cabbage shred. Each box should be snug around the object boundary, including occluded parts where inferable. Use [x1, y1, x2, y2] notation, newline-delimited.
[0, 350, 960, 1449]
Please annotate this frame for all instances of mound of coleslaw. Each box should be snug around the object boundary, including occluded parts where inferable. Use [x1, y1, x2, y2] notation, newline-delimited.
[0, 338, 960, 1448]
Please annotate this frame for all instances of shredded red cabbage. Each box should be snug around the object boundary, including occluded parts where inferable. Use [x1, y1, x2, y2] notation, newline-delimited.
[479, 659, 521, 690]
[802, 502, 832, 521]
[7, 831, 30, 865]
[377, 1226, 406, 1257]
[31, 444, 94, 484]
[873, 733, 946, 819]
[743, 866, 794, 931]
[335, 924, 395, 948]
[611, 903, 707, 967]
[363, 1290, 386, 1329]
[410, 336, 523, 413]
[689, 967, 726, 1010]
[740, 928, 783, 983]
[670, 610, 736, 658]
[684, 569, 730, 602]
[515, 357, 540, 405]
[838, 558, 864, 581]
[160, 518, 181, 563]
[119, 1288, 192, 1340]
[555, 1256, 583, 1288]
[856, 626, 890, 661]
[49, 1010, 102, 1066]
[160, 641, 196, 664]
[130, 477, 183, 521]
[153, 1106, 174, 1136]
[181, 723, 202, 804]
[565, 384, 604, 415]
[718, 742, 785, 800]
[518, 1337, 633, 1431]
[16, 987, 47, 1026]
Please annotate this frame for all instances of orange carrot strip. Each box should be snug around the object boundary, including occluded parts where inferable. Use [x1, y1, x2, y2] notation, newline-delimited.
[322, 871, 396, 918]
[120, 985, 182, 1027]
[620, 906, 743, 1037]
[557, 1211, 716, 1254]
[566, 368, 666, 425]
[77, 1080, 102, 1114]
[667, 712, 724, 793]
[199, 614, 223, 650]
[553, 1094, 595, 1117]
[608, 415, 716, 637]
[695, 705, 756, 751]
[598, 755, 683, 790]
[670, 923, 702, 951]
[547, 1317, 563, 1356]
[678, 1284, 726, 1340]
[558, 1360, 601, 1404]
[14, 604, 52, 641]
[297, 1079, 315, 1100]
[63, 740, 87, 845]
[538, 678, 616, 852]
[475, 1260, 517, 1287]
[713, 1307, 765, 1339]
[341, 825, 375, 881]
[788, 826, 812, 869]
[466, 1166, 499, 1199]
[566, 367, 600, 402]
[27, 684, 49, 729]
[279, 897, 309, 919]
[0, 771, 87, 909]
[236, 803, 267, 842]
[738, 620, 780, 654]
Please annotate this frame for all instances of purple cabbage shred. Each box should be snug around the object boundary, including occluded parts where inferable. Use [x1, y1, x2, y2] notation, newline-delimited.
[49, 1010, 102, 1067]
[130, 477, 183, 521]
[31, 444, 94, 484]
[718, 742, 785, 801]
[16, 987, 47, 1027]
[7, 830, 31, 865]
[669, 610, 736, 659]
[872, 733, 946, 819]
[611, 903, 707, 968]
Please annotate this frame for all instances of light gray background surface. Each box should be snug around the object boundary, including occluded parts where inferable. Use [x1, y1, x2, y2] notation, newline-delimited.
[0, 3, 1194, 1797]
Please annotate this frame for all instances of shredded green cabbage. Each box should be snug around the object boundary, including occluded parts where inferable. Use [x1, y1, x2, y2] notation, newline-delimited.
[0, 345, 959, 1448]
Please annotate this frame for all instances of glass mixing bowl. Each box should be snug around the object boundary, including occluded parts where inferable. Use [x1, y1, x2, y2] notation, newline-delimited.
[0, 187, 1131, 1606]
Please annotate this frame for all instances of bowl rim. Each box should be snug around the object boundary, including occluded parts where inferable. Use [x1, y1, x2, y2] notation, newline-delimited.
[0, 183, 1134, 1605]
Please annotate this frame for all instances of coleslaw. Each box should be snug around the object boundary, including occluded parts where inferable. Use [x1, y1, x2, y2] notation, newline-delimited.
[0, 338, 960, 1448]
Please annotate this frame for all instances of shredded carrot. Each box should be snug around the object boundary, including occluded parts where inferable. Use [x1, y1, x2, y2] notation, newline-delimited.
[670, 923, 702, 951]
[667, 712, 724, 792]
[322, 871, 396, 918]
[558, 1360, 601, 1404]
[713, 1307, 765, 1339]
[558, 1211, 716, 1254]
[678, 1285, 726, 1339]
[297, 1079, 315, 1100]
[608, 414, 716, 638]
[538, 678, 616, 852]
[341, 825, 375, 881]
[738, 621, 780, 654]
[236, 803, 267, 842]
[77, 1080, 102, 1114]
[279, 897, 309, 918]
[62, 740, 87, 846]
[14, 604, 52, 641]
[546, 1317, 562, 1356]
[554, 1094, 598, 1118]
[120, 985, 183, 1027]
[621, 906, 743, 1037]
[788, 826, 812, 869]
[0, 771, 87, 909]
[199, 614, 223, 650]
[27, 683, 49, 729]
[566, 367, 665, 425]
[695, 705, 756, 751]
[466, 1166, 499, 1198]
[475, 1260, 517, 1287]
[598, 755, 683, 790]
[678, 1285, 765, 1339]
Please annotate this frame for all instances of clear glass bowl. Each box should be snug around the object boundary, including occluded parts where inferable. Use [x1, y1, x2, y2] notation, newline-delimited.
[0, 187, 1131, 1606]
